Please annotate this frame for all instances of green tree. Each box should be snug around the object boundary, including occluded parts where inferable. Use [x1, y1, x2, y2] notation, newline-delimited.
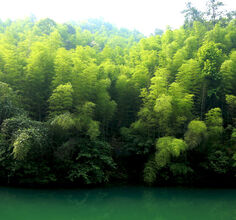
[206, 0, 225, 25]
[182, 2, 204, 28]
[197, 41, 224, 118]
[226, 95, 236, 126]
[144, 137, 188, 185]
[54, 139, 116, 184]
[52, 48, 73, 89]
[33, 18, 57, 36]
[0, 82, 21, 124]
[205, 108, 223, 144]
[184, 120, 207, 149]
[0, 115, 54, 184]
[48, 83, 73, 117]
[23, 37, 59, 120]
[221, 51, 236, 95]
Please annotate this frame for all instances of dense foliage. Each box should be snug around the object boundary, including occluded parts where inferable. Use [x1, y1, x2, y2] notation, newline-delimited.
[0, 0, 236, 186]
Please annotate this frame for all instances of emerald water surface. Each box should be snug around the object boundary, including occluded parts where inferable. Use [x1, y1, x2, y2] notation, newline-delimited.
[0, 186, 235, 220]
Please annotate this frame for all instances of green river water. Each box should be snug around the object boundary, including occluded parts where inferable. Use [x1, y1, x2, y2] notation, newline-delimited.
[0, 186, 235, 220]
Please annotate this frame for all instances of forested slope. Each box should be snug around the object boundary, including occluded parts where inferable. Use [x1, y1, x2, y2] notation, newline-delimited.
[0, 1, 236, 186]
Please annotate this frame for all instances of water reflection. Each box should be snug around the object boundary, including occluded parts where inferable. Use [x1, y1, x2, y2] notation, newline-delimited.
[0, 186, 235, 220]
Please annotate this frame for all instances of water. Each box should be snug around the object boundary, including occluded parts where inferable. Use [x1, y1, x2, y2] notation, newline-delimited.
[0, 186, 235, 220]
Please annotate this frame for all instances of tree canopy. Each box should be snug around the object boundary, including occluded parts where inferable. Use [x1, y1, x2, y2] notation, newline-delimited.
[0, 1, 235, 186]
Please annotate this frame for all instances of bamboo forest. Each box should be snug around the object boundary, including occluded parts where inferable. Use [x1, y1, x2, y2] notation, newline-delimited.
[0, 0, 236, 188]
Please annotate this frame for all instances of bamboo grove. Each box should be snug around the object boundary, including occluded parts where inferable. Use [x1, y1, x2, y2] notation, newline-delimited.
[0, 1, 236, 186]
